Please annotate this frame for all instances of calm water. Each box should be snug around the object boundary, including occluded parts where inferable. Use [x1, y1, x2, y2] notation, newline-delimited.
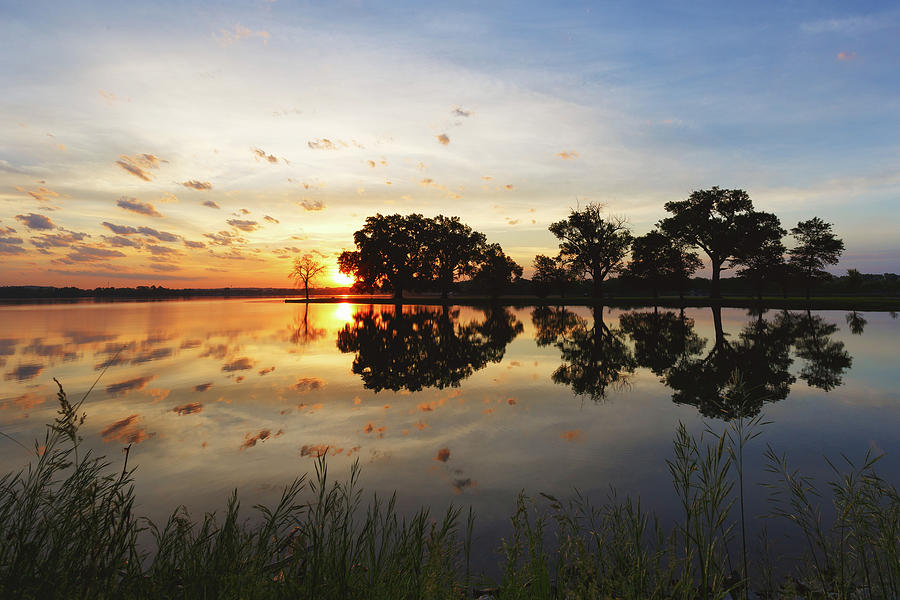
[1, 299, 899, 561]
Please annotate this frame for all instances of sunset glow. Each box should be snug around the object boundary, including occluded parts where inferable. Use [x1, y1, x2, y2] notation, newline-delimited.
[1, 2, 898, 289]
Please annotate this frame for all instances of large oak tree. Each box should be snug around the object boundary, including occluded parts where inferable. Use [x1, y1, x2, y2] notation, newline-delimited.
[659, 187, 757, 299]
[549, 203, 632, 299]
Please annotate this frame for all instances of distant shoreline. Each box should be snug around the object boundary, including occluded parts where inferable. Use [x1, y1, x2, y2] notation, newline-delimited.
[285, 294, 900, 311]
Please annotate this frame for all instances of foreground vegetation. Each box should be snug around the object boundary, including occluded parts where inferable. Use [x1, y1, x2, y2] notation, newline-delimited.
[2, 381, 899, 599]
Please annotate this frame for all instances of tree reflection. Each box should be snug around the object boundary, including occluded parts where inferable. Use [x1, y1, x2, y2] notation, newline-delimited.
[793, 310, 852, 391]
[336, 305, 523, 392]
[845, 311, 867, 335]
[619, 308, 705, 376]
[531, 306, 636, 401]
[664, 307, 798, 419]
[289, 304, 327, 346]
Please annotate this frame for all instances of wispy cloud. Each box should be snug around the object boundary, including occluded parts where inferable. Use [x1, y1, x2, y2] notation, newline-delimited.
[801, 14, 887, 34]
[263, 215, 280, 223]
[16, 185, 60, 203]
[100, 414, 153, 444]
[452, 106, 471, 117]
[557, 150, 578, 160]
[837, 51, 858, 61]
[217, 24, 270, 45]
[436, 133, 450, 145]
[117, 197, 162, 217]
[137, 226, 179, 242]
[106, 375, 156, 396]
[64, 246, 127, 262]
[115, 154, 164, 181]
[202, 200, 220, 209]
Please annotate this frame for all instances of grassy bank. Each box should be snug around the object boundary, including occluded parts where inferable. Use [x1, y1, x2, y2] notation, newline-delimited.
[2, 382, 899, 599]
[287, 294, 900, 312]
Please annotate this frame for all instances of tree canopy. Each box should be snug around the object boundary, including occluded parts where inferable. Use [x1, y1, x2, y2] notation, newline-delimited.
[625, 230, 702, 299]
[659, 187, 758, 299]
[548, 203, 632, 298]
[788, 217, 845, 299]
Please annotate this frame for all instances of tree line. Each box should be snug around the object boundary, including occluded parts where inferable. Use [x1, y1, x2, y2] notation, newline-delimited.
[294, 186, 849, 300]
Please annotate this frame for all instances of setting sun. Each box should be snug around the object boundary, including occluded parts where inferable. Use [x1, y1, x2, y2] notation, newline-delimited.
[331, 269, 355, 287]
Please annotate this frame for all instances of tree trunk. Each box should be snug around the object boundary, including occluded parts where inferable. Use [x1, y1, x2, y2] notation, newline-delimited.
[393, 285, 403, 302]
[592, 277, 603, 299]
[710, 261, 722, 299]
[305, 281, 310, 302]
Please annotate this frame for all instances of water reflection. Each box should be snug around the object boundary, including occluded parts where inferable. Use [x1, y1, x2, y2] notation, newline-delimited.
[336, 305, 523, 392]
[529, 305, 857, 419]
[532, 305, 636, 401]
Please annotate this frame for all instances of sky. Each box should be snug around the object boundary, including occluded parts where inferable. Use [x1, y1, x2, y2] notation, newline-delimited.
[1, 0, 898, 288]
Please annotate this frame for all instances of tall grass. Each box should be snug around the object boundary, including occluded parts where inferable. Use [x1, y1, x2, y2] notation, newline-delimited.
[1, 381, 899, 599]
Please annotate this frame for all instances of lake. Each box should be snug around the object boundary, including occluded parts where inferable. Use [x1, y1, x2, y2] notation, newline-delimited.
[1, 299, 898, 568]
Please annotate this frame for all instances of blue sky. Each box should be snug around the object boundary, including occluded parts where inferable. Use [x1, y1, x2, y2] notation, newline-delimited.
[1, 0, 898, 286]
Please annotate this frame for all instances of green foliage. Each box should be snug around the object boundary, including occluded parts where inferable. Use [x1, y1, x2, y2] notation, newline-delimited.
[549, 203, 632, 298]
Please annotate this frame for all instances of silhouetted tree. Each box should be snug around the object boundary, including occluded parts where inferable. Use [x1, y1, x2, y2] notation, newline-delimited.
[337, 213, 431, 300]
[472, 243, 523, 299]
[659, 187, 759, 299]
[788, 218, 844, 300]
[531, 254, 574, 298]
[626, 230, 702, 299]
[549, 204, 632, 299]
[289, 254, 327, 301]
[425, 215, 487, 299]
[336, 305, 522, 392]
[731, 211, 786, 301]
[532, 306, 636, 401]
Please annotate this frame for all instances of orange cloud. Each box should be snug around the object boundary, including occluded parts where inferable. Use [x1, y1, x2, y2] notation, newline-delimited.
[106, 375, 155, 396]
[561, 430, 583, 442]
[100, 414, 153, 444]
[837, 51, 857, 61]
[222, 357, 256, 372]
[115, 154, 164, 181]
[239, 428, 283, 450]
[295, 377, 325, 392]
[183, 180, 212, 191]
[436, 133, 450, 145]
[435, 448, 450, 462]
[218, 24, 270, 45]
[172, 402, 203, 415]
[557, 151, 578, 160]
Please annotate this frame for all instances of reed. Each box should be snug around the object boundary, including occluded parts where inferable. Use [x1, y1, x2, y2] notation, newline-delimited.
[1, 381, 898, 599]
